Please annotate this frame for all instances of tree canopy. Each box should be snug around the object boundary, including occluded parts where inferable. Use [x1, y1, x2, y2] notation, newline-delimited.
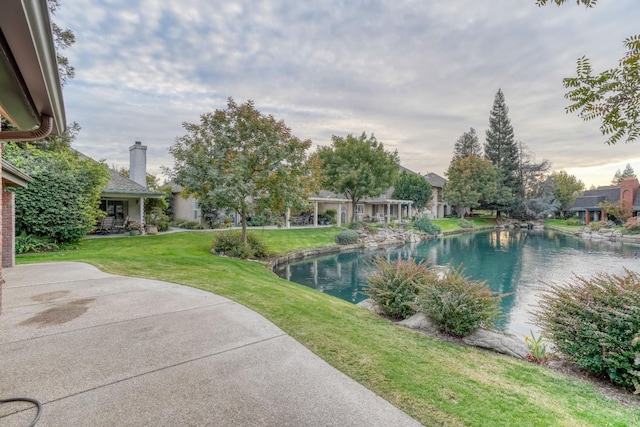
[393, 171, 433, 211]
[4, 143, 109, 243]
[453, 127, 482, 158]
[537, 0, 640, 145]
[443, 156, 501, 217]
[170, 98, 312, 243]
[549, 170, 585, 213]
[612, 163, 636, 184]
[317, 132, 399, 222]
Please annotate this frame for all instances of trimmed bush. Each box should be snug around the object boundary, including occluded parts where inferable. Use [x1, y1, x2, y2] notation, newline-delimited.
[457, 218, 474, 229]
[623, 216, 640, 234]
[565, 217, 581, 226]
[365, 257, 436, 319]
[420, 265, 503, 337]
[413, 216, 441, 235]
[535, 269, 640, 392]
[171, 220, 205, 230]
[347, 221, 365, 230]
[212, 231, 268, 259]
[335, 229, 359, 245]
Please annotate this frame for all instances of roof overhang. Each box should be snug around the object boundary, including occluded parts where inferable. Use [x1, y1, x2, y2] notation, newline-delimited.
[0, 0, 65, 135]
[308, 197, 351, 203]
[101, 191, 164, 200]
[2, 159, 32, 187]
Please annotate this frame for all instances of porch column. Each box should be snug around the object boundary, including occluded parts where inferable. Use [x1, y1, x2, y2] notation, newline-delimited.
[139, 197, 145, 234]
[337, 202, 342, 227]
[286, 207, 291, 229]
[314, 201, 318, 227]
[408, 203, 412, 219]
[397, 202, 401, 221]
[386, 203, 391, 223]
[585, 211, 590, 225]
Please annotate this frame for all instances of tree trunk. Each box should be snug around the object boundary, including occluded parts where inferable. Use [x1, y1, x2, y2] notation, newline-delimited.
[241, 213, 247, 244]
[351, 200, 357, 223]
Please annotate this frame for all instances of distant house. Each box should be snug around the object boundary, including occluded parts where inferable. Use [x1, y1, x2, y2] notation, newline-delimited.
[99, 141, 163, 230]
[165, 183, 204, 225]
[423, 172, 449, 218]
[569, 177, 640, 224]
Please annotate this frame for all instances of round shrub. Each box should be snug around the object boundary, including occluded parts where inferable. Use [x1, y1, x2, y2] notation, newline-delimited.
[565, 217, 581, 226]
[347, 221, 365, 230]
[457, 218, 474, 229]
[535, 269, 640, 392]
[365, 257, 436, 319]
[623, 216, 640, 234]
[212, 231, 268, 259]
[420, 265, 502, 337]
[335, 229, 359, 245]
[413, 216, 441, 235]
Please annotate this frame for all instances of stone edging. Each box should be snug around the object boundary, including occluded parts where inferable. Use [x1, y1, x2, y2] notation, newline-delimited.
[545, 225, 640, 246]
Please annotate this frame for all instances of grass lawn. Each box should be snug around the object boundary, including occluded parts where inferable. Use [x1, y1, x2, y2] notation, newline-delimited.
[544, 219, 584, 233]
[18, 229, 640, 426]
[432, 217, 496, 232]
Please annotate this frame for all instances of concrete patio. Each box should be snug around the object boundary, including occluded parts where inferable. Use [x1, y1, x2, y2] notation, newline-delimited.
[0, 262, 422, 426]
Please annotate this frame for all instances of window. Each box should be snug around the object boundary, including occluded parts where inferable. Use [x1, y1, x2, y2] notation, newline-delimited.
[356, 204, 364, 215]
[194, 200, 199, 220]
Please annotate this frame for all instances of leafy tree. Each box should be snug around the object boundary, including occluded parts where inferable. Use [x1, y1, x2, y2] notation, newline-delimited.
[317, 132, 400, 222]
[599, 200, 633, 223]
[169, 98, 312, 243]
[537, 0, 640, 145]
[548, 170, 585, 214]
[47, 0, 75, 86]
[443, 156, 501, 217]
[612, 163, 636, 184]
[484, 89, 521, 215]
[3, 143, 109, 243]
[453, 127, 482, 158]
[393, 171, 433, 211]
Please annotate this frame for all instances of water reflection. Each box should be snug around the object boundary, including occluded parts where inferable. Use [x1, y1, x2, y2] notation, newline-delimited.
[274, 230, 640, 338]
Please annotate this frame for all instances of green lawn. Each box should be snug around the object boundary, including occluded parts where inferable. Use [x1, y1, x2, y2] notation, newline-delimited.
[544, 219, 584, 233]
[433, 217, 496, 232]
[18, 229, 640, 426]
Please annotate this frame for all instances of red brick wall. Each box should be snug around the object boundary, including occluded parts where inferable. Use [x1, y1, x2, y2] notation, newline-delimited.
[620, 177, 639, 209]
[2, 189, 14, 269]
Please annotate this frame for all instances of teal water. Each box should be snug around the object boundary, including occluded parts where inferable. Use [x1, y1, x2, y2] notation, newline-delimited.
[274, 229, 640, 338]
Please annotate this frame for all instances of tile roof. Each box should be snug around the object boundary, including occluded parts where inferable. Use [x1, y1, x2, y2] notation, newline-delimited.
[424, 172, 446, 188]
[569, 186, 620, 211]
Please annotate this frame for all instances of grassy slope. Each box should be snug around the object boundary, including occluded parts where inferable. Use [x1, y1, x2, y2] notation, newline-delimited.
[18, 229, 640, 426]
[433, 217, 496, 232]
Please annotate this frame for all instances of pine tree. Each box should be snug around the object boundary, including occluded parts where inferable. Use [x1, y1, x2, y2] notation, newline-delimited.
[612, 164, 636, 184]
[453, 127, 482, 158]
[484, 89, 521, 214]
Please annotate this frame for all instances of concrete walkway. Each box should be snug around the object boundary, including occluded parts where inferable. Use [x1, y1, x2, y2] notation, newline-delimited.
[0, 262, 422, 426]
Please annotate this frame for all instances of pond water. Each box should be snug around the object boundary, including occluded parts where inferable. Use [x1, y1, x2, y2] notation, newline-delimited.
[274, 229, 640, 338]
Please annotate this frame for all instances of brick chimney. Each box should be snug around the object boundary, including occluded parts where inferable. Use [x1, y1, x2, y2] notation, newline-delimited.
[620, 177, 639, 209]
[129, 141, 147, 187]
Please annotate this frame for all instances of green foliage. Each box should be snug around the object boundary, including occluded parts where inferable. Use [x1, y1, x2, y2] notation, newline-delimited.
[565, 217, 581, 226]
[145, 206, 170, 231]
[457, 218, 474, 229]
[453, 127, 482, 158]
[347, 221, 365, 230]
[4, 143, 109, 244]
[535, 269, 640, 391]
[443, 155, 502, 216]
[15, 231, 58, 254]
[623, 216, 640, 234]
[525, 330, 548, 363]
[550, 171, 585, 212]
[317, 132, 400, 222]
[212, 231, 268, 259]
[420, 266, 503, 337]
[612, 164, 636, 185]
[324, 209, 337, 223]
[413, 216, 441, 235]
[334, 229, 359, 245]
[170, 220, 206, 230]
[392, 171, 433, 211]
[365, 257, 436, 319]
[170, 98, 312, 244]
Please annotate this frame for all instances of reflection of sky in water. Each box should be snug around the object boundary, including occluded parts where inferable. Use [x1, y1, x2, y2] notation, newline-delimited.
[275, 230, 640, 338]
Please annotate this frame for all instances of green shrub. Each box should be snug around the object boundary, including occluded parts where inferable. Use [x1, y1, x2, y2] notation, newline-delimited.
[565, 217, 581, 226]
[623, 216, 640, 234]
[212, 231, 268, 259]
[365, 257, 436, 319]
[457, 218, 474, 229]
[171, 220, 205, 230]
[413, 216, 441, 235]
[420, 265, 502, 337]
[15, 231, 59, 254]
[335, 229, 359, 245]
[145, 207, 170, 232]
[588, 221, 615, 230]
[535, 269, 640, 392]
[348, 221, 365, 230]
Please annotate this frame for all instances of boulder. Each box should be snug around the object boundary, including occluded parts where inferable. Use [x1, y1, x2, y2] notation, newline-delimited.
[396, 312, 439, 334]
[462, 328, 529, 359]
[356, 298, 386, 316]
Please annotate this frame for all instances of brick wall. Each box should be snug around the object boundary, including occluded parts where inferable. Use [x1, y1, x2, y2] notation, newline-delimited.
[0, 155, 4, 312]
[620, 177, 640, 209]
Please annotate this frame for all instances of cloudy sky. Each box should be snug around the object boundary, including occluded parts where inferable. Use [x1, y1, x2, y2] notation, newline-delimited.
[54, 0, 640, 187]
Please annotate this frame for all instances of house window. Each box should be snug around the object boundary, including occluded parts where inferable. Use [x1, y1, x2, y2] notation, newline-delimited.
[356, 204, 364, 215]
[194, 200, 199, 220]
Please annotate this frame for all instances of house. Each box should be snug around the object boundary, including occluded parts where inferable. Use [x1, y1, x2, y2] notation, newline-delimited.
[2, 160, 33, 268]
[99, 141, 163, 231]
[423, 172, 450, 218]
[569, 177, 640, 224]
[164, 182, 204, 225]
[0, 0, 66, 310]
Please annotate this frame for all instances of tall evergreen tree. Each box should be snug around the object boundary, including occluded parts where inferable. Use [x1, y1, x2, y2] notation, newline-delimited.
[453, 127, 482, 158]
[484, 89, 521, 214]
[612, 163, 636, 184]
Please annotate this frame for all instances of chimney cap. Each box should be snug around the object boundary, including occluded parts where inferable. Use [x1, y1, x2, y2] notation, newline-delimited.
[130, 140, 147, 151]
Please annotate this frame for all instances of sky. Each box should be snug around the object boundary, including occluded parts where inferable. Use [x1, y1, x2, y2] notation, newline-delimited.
[54, 0, 640, 188]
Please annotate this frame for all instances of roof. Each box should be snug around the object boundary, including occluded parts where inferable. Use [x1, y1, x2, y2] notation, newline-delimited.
[0, 0, 65, 135]
[2, 159, 32, 188]
[310, 188, 412, 204]
[569, 186, 620, 211]
[102, 169, 163, 199]
[424, 172, 446, 188]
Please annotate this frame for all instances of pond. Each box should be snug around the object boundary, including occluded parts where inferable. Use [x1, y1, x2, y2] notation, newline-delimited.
[274, 229, 640, 338]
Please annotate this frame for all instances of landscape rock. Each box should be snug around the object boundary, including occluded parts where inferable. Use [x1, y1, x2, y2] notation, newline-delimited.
[356, 298, 386, 316]
[462, 328, 529, 359]
[395, 313, 439, 334]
